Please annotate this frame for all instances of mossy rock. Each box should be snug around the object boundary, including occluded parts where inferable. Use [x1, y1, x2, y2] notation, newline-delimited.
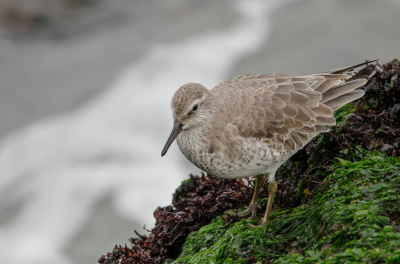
[174, 150, 400, 263]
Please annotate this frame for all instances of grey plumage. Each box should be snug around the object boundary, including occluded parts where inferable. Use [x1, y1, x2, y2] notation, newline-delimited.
[162, 61, 377, 183]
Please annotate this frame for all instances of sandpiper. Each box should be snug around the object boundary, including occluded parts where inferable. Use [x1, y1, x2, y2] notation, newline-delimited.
[162, 61, 377, 226]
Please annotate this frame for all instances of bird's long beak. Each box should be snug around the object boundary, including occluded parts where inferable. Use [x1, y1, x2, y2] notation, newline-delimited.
[161, 120, 183, 156]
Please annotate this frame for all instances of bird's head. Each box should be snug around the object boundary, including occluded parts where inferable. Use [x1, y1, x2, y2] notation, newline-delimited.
[161, 83, 212, 156]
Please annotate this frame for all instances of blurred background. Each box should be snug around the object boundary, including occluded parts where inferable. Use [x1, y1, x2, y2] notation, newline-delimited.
[0, 0, 399, 263]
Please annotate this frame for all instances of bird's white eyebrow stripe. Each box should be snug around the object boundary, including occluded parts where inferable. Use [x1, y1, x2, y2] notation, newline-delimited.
[186, 92, 207, 114]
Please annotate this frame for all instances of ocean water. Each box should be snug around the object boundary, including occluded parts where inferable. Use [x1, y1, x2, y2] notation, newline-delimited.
[0, 0, 295, 263]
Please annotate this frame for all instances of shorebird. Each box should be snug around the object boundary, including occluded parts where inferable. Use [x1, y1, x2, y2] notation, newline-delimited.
[161, 61, 377, 226]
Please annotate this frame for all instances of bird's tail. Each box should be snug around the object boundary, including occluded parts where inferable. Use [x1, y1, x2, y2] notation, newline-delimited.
[314, 61, 377, 111]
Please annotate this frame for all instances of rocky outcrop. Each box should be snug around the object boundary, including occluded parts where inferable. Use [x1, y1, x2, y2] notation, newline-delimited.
[99, 59, 400, 264]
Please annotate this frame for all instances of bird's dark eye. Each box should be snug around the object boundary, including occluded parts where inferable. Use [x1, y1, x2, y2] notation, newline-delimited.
[193, 104, 198, 111]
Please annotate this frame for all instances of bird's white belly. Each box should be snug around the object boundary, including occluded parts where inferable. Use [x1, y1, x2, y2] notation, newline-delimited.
[177, 131, 294, 180]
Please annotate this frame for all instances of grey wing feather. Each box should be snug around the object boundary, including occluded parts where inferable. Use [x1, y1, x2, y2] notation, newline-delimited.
[221, 62, 376, 151]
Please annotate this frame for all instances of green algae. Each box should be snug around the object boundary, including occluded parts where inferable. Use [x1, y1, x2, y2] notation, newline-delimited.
[173, 150, 400, 263]
[334, 102, 357, 126]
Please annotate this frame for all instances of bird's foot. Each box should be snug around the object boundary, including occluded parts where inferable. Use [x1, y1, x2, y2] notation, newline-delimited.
[246, 221, 266, 228]
[237, 202, 261, 220]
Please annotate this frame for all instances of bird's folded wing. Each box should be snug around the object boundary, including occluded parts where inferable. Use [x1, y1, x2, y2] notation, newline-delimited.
[224, 70, 368, 151]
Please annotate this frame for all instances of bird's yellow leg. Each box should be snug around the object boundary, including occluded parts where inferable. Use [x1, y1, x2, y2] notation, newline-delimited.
[238, 174, 264, 220]
[261, 180, 277, 225]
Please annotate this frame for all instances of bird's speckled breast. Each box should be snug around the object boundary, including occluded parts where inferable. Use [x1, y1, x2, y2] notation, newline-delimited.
[176, 128, 294, 180]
